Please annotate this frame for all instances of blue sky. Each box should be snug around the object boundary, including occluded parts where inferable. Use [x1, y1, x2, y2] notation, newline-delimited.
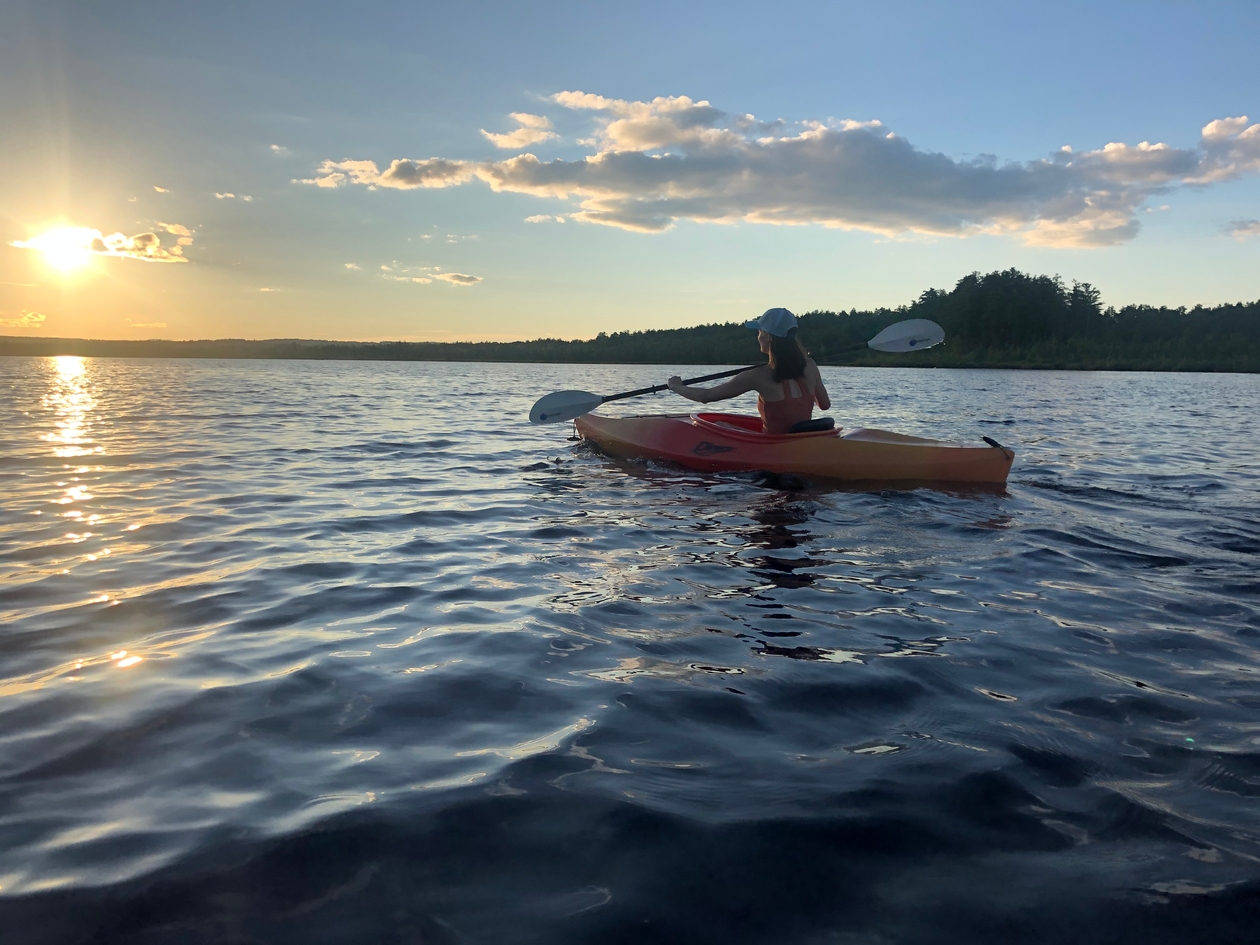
[1, 1, 1257, 341]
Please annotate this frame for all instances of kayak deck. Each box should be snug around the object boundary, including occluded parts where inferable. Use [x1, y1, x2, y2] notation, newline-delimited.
[575, 412, 1014, 484]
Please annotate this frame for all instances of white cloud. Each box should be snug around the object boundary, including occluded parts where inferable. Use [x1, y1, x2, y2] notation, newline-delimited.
[383, 274, 433, 284]
[241, 195, 253, 202]
[525, 214, 565, 223]
[296, 157, 475, 190]
[11, 226, 189, 262]
[481, 112, 559, 150]
[302, 94, 1260, 248]
[270, 144, 290, 155]
[0, 311, 45, 329]
[1227, 218, 1260, 240]
[259, 287, 276, 292]
[345, 262, 360, 269]
[216, 192, 235, 199]
[153, 186, 168, 193]
[128, 322, 167, 329]
[156, 222, 192, 237]
[433, 272, 482, 286]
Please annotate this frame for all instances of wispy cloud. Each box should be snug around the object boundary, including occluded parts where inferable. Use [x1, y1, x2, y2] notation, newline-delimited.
[128, 321, 167, 329]
[344, 262, 360, 269]
[0, 311, 45, 329]
[1226, 218, 1260, 240]
[270, 144, 290, 156]
[378, 265, 481, 286]
[11, 226, 190, 262]
[301, 93, 1260, 247]
[295, 158, 475, 190]
[153, 186, 169, 193]
[156, 222, 196, 250]
[481, 112, 559, 150]
[525, 214, 565, 223]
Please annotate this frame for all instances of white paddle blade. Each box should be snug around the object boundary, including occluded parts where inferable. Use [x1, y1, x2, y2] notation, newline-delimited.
[529, 390, 603, 424]
[868, 318, 945, 353]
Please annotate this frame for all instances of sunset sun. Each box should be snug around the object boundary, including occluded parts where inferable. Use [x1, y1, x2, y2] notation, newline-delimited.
[13, 227, 97, 273]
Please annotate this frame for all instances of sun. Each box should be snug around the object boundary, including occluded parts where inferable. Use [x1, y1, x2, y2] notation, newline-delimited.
[12, 227, 98, 273]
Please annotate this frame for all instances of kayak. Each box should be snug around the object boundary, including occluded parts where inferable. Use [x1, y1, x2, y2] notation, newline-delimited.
[575, 412, 1014, 484]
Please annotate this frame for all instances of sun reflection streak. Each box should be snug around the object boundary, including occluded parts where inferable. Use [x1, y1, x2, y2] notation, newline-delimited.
[42, 358, 102, 459]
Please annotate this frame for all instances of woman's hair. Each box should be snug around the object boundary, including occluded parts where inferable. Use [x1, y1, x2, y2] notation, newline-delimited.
[767, 328, 807, 381]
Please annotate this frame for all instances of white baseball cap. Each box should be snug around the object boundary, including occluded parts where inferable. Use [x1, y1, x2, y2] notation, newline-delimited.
[745, 307, 798, 337]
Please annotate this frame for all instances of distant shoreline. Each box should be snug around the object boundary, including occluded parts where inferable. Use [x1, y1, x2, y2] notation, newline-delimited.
[6, 269, 1257, 373]
[3, 334, 1256, 373]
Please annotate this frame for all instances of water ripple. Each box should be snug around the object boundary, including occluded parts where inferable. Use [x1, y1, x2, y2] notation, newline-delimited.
[0, 357, 1258, 943]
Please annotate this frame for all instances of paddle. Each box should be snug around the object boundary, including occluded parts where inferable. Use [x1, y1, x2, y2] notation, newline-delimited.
[528, 318, 945, 424]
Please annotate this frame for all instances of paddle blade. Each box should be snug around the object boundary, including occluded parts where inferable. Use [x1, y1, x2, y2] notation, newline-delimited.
[529, 390, 603, 424]
[868, 318, 945, 353]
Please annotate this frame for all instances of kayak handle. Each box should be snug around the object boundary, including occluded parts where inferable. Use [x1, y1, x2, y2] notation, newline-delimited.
[982, 436, 1014, 461]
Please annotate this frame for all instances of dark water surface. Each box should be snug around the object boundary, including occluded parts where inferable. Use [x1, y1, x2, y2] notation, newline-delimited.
[2, 357, 1259, 944]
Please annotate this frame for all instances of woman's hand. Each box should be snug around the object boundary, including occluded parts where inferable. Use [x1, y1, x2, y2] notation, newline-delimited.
[667, 376, 686, 394]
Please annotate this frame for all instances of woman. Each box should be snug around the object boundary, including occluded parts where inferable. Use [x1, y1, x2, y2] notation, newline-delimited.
[667, 308, 831, 434]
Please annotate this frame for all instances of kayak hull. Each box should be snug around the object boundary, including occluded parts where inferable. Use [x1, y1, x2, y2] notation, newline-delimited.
[575, 412, 1013, 484]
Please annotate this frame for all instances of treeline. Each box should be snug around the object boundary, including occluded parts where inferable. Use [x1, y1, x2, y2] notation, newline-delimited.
[3, 269, 1258, 371]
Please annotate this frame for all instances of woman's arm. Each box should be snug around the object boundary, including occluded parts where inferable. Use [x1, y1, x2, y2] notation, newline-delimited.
[668, 368, 762, 404]
[807, 360, 831, 410]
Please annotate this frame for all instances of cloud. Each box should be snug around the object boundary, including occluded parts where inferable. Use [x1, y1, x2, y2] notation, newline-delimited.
[128, 322, 167, 329]
[216, 192, 235, 199]
[1226, 219, 1260, 240]
[481, 112, 559, 150]
[344, 262, 360, 269]
[295, 157, 475, 190]
[153, 186, 168, 193]
[383, 274, 433, 284]
[433, 272, 482, 285]
[302, 94, 1260, 247]
[0, 311, 45, 329]
[11, 226, 189, 262]
[157, 222, 192, 236]
[525, 214, 565, 223]
[270, 144, 290, 155]
[259, 287, 276, 292]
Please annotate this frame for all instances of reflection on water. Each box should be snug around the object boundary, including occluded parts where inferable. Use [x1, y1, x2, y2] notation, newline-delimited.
[43, 356, 100, 459]
[0, 359, 1258, 943]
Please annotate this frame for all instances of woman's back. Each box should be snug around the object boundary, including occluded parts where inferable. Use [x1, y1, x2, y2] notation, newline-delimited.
[758, 376, 816, 434]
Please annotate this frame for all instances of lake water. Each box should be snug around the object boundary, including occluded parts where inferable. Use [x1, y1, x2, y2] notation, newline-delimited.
[1, 356, 1258, 944]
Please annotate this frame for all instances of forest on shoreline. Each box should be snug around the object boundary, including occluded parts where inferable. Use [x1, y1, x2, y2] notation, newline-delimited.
[4, 269, 1258, 372]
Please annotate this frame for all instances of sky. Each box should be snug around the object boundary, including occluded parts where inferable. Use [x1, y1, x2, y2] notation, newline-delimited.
[1, 0, 1258, 343]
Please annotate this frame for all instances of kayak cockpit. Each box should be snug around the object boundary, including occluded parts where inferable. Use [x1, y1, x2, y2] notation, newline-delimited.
[691, 412, 842, 442]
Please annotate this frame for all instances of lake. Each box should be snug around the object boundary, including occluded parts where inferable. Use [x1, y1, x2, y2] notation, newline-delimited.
[1, 356, 1258, 944]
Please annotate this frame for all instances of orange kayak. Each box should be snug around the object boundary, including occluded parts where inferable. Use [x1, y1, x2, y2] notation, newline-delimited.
[575, 412, 1014, 484]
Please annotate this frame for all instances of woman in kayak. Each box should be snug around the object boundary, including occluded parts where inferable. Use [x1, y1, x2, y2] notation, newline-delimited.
[667, 308, 831, 434]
